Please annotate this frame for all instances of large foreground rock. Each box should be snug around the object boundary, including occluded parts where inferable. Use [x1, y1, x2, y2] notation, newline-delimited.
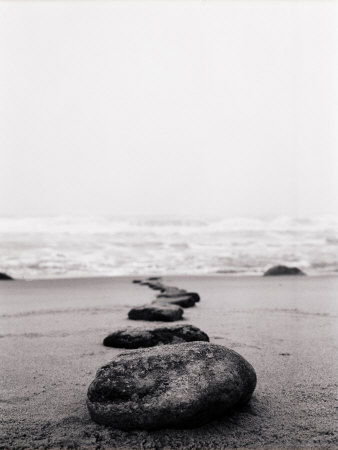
[87, 342, 257, 430]
[103, 324, 209, 349]
[128, 303, 183, 322]
[0, 272, 13, 280]
[263, 265, 306, 276]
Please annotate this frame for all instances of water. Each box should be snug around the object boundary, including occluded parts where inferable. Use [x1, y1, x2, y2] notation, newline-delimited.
[0, 216, 337, 279]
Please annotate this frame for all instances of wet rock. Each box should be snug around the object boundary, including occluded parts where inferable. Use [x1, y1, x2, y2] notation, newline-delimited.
[263, 265, 306, 276]
[128, 303, 183, 322]
[153, 295, 196, 308]
[158, 291, 200, 303]
[0, 272, 13, 280]
[87, 342, 257, 430]
[103, 324, 209, 349]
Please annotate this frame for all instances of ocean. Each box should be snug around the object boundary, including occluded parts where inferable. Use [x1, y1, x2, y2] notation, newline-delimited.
[0, 216, 337, 279]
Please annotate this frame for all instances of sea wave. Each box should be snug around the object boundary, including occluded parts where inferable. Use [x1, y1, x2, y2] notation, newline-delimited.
[0, 216, 337, 279]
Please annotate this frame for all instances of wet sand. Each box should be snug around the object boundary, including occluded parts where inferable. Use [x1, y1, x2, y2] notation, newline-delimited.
[1, 275, 337, 449]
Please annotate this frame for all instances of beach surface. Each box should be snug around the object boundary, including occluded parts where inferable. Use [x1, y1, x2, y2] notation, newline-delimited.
[1, 275, 337, 449]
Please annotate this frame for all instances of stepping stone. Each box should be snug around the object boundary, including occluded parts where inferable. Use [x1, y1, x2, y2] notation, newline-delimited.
[159, 286, 186, 295]
[128, 304, 183, 322]
[263, 265, 306, 276]
[158, 291, 200, 302]
[87, 342, 257, 430]
[139, 281, 165, 291]
[103, 324, 209, 349]
[153, 295, 196, 308]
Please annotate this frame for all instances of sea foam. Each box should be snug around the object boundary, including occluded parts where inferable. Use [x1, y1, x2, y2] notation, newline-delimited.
[0, 216, 337, 279]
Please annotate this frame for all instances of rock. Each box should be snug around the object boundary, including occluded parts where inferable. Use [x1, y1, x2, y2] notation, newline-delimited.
[103, 324, 209, 349]
[159, 286, 187, 295]
[132, 279, 142, 284]
[153, 295, 196, 308]
[128, 303, 183, 322]
[139, 281, 165, 291]
[263, 265, 306, 276]
[0, 272, 13, 280]
[158, 291, 200, 303]
[87, 342, 257, 430]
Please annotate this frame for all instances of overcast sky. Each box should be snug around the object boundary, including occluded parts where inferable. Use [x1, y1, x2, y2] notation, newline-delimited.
[0, 1, 337, 218]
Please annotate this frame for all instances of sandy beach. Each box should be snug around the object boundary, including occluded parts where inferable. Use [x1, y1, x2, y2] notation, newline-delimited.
[1, 275, 337, 449]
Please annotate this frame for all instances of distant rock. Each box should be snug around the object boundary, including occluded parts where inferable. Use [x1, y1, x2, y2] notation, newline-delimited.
[159, 286, 187, 295]
[103, 324, 209, 349]
[158, 291, 200, 303]
[263, 265, 306, 276]
[153, 295, 197, 308]
[139, 280, 165, 291]
[87, 342, 257, 430]
[128, 303, 183, 322]
[0, 272, 13, 280]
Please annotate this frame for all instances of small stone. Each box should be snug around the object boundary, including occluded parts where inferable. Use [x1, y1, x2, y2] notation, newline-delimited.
[139, 281, 165, 291]
[128, 304, 183, 322]
[159, 286, 187, 295]
[87, 342, 257, 430]
[103, 324, 209, 349]
[158, 291, 200, 303]
[153, 295, 196, 308]
[0, 272, 13, 280]
[263, 265, 306, 276]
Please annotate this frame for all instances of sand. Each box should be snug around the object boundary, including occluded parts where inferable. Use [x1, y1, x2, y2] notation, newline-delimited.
[0, 275, 337, 449]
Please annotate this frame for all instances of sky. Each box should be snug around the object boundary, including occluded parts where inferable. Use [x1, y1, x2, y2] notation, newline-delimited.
[0, 0, 337, 218]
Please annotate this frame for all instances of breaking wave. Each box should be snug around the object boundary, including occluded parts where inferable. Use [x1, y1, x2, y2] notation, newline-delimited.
[0, 216, 337, 279]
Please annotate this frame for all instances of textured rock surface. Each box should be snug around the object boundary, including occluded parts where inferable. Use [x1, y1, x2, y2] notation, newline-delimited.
[263, 265, 305, 276]
[103, 324, 209, 349]
[0, 272, 13, 280]
[128, 303, 183, 322]
[87, 342, 257, 430]
[153, 295, 197, 308]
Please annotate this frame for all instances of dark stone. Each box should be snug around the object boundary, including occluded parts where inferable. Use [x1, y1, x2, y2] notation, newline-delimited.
[132, 279, 142, 284]
[158, 286, 187, 295]
[128, 304, 183, 322]
[103, 324, 209, 349]
[158, 291, 200, 303]
[263, 265, 306, 276]
[87, 342, 257, 430]
[139, 281, 165, 291]
[0, 272, 13, 280]
[153, 295, 196, 308]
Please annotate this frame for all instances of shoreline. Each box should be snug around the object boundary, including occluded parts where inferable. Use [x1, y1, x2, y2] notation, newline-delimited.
[5, 271, 338, 283]
[1, 275, 337, 448]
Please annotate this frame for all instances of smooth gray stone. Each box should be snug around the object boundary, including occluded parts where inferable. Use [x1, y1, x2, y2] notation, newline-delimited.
[128, 303, 183, 322]
[87, 342, 257, 430]
[153, 295, 196, 308]
[263, 265, 306, 276]
[158, 291, 200, 302]
[103, 324, 209, 349]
